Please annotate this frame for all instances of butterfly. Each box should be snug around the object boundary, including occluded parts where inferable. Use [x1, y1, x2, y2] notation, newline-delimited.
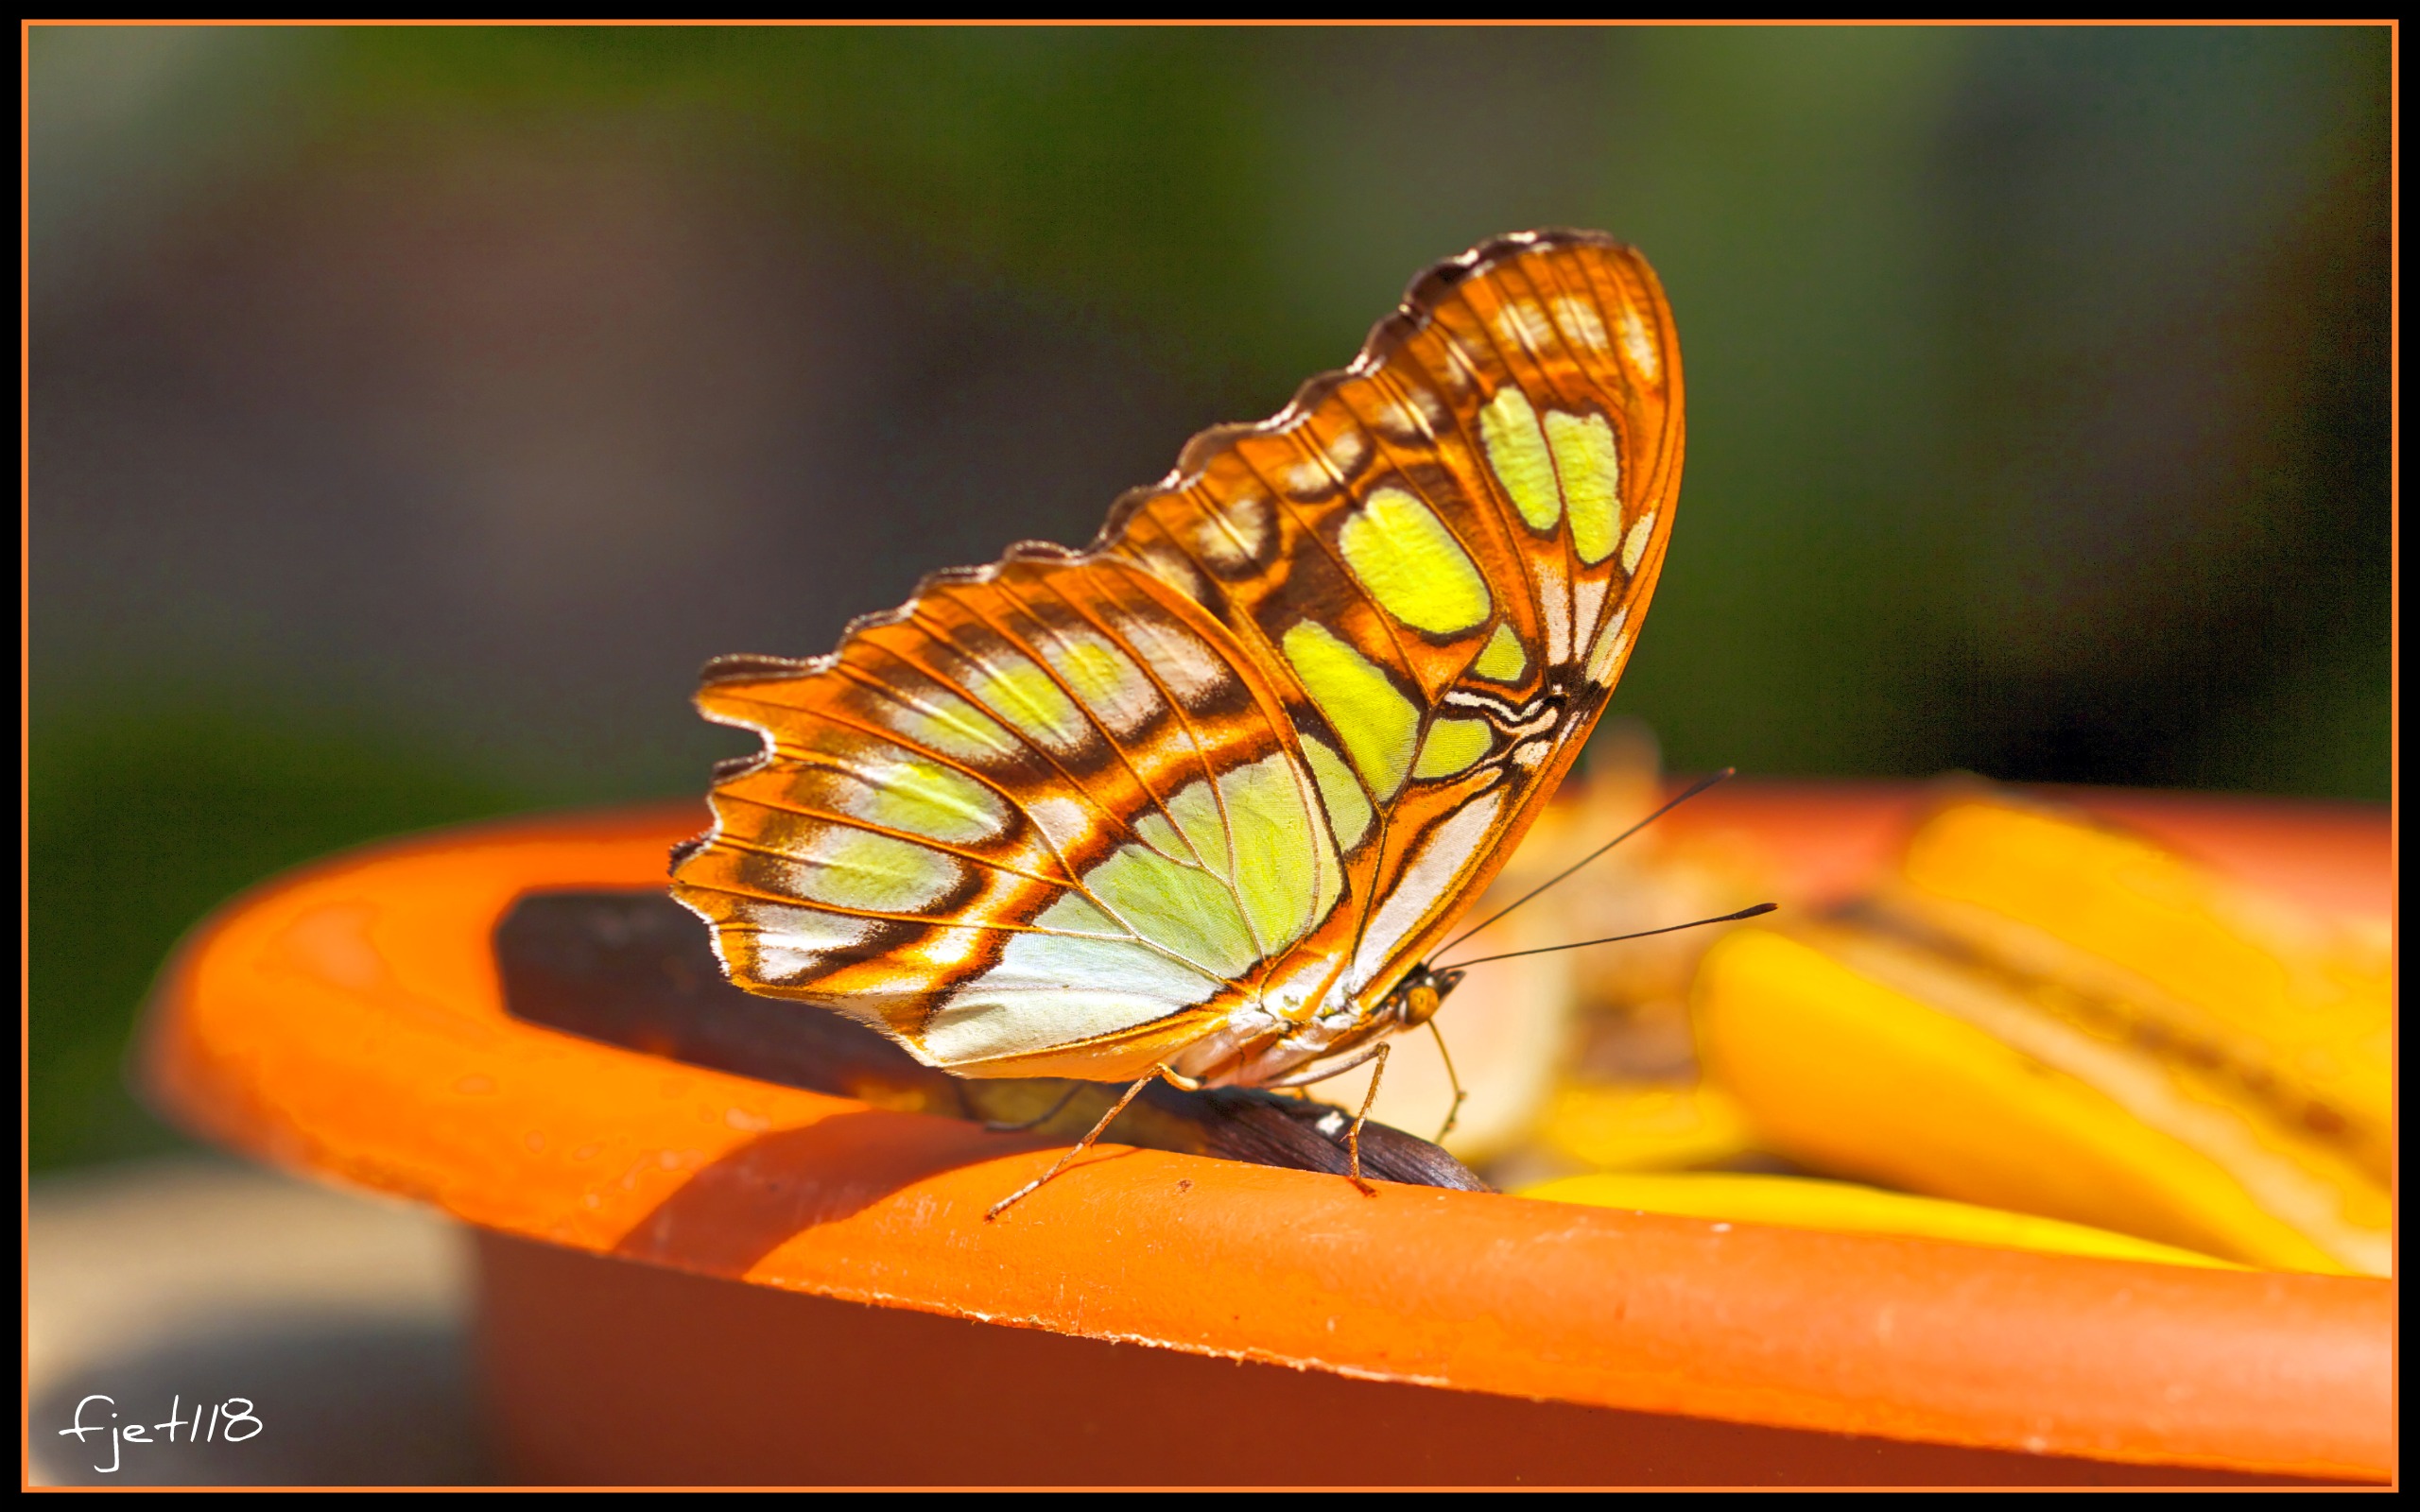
[669, 229, 1684, 1212]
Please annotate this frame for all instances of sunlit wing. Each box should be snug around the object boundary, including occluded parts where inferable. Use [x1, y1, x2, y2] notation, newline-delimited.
[672, 229, 1684, 1087]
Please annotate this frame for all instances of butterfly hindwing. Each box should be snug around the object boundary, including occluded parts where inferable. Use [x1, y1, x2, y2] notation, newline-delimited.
[673, 230, 1682, 1087]
[676, 552, 1352, 1080]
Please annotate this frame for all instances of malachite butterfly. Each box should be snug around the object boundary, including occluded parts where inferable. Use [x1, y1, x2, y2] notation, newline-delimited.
[670, 229, 1683, 1207]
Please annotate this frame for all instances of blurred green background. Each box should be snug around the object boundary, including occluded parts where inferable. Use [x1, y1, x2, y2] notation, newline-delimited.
[29, 26, 2390, 1169]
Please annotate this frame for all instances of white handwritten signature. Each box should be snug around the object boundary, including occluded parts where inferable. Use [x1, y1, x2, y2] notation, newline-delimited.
[57, 1395, 262, 1475]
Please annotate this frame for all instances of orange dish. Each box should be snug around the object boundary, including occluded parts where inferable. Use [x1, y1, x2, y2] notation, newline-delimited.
[136, 785, 2391, 1486]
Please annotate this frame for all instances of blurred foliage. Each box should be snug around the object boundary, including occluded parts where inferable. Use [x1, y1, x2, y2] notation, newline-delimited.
[325, 27, 1296, 386]
[28, 702, 532, 1168]
[306, 24, 2389, 790]
[29, 26, 2389, 1169]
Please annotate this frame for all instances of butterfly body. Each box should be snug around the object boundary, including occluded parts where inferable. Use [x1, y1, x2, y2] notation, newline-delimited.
[672, 229, 1684, 1107]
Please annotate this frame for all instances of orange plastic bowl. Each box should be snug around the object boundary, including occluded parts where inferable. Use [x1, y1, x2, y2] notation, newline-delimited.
[135, 783, 2391, 1486]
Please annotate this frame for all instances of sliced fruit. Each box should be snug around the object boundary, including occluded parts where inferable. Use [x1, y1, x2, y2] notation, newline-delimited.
[1519, 1169, 2242, 1270]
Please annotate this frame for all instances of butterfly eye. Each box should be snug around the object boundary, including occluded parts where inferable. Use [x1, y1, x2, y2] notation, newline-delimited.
[1393, 966, 1466, 1027]
[1396, 977, 1444, 1027]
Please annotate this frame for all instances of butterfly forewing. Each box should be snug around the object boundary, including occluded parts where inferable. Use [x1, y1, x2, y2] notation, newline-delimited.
[673, 230, 1683, 1089]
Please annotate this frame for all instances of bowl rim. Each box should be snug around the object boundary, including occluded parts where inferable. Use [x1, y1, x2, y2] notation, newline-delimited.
[132, 782, 2392, 1482]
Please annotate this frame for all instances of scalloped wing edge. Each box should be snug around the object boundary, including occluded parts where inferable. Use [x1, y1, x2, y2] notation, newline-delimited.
[672, 227, 1646, 872]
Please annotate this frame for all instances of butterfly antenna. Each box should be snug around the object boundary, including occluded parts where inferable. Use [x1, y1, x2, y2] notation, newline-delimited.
[1436, 766, 1737, 958]
[1438, 902, 1776, 971]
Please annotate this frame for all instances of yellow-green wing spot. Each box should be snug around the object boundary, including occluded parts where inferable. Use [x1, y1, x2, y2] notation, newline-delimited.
[1218, 751, 1338, 954]
[1083, 843, 1260, 981]
[1546, 410, 1622, 565]
[856, 758, 1011, 845]
[1132, 811, 1193, 869]
[1282, 622, 1419, 801]
[1479, 387, 1562, 532]
[881, 689, 1021, 765]
[970, 660, 1087, 750]
[1164, 779, 1234, 877]
[1300, 735, 1373, 851]
[1413, 717, 1494, 781]
[788, 828, 961, 913]
[1045, 632, 1155, 734]
[1472, 623, 1528, 682]
[1337, 487, 1492, 636]
[1621, 511, 1658, 576]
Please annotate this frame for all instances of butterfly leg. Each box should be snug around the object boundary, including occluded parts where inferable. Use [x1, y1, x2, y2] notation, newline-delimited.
[1428, 1021, 1468, 1144]
[981, 1080, 1086, 1133]
[1253, 1041, 1399, 1194]
[983, 1065, 1185, 1222]
[1344, 1042, 1391, 1196]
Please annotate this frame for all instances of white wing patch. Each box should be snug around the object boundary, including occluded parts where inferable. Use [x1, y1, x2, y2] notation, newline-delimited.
[732, 902, 873, 986]
[1110, 609, 1235, 712]
[1191, 490, 1272, 571]
[921, 890, 1225, 1064]
[932, 751, 1345, 1066]
[1348, 787, 1507, 993]
[1620, 510, 1657, 576]
[1551, 294, 1610, 352]
[1585, 605, 1633, 688]
[1617, 305, 1661, 384]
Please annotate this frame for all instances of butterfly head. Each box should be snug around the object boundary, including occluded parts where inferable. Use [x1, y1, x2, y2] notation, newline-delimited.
[1384, 964, 1466, 1029]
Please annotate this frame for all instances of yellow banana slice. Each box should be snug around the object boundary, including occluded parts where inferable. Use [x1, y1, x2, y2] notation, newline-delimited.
[1899, 799, 2391, 1183]
[1517, 1170, 2241, 1269]
[1692, 793, 2390, 1276]
[1539, 1079, 1758, 1172]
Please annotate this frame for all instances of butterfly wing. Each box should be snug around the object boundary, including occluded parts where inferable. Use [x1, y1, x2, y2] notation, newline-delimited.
[671, 553, 1351, 1081]
[672, 230, 1683, 1086]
